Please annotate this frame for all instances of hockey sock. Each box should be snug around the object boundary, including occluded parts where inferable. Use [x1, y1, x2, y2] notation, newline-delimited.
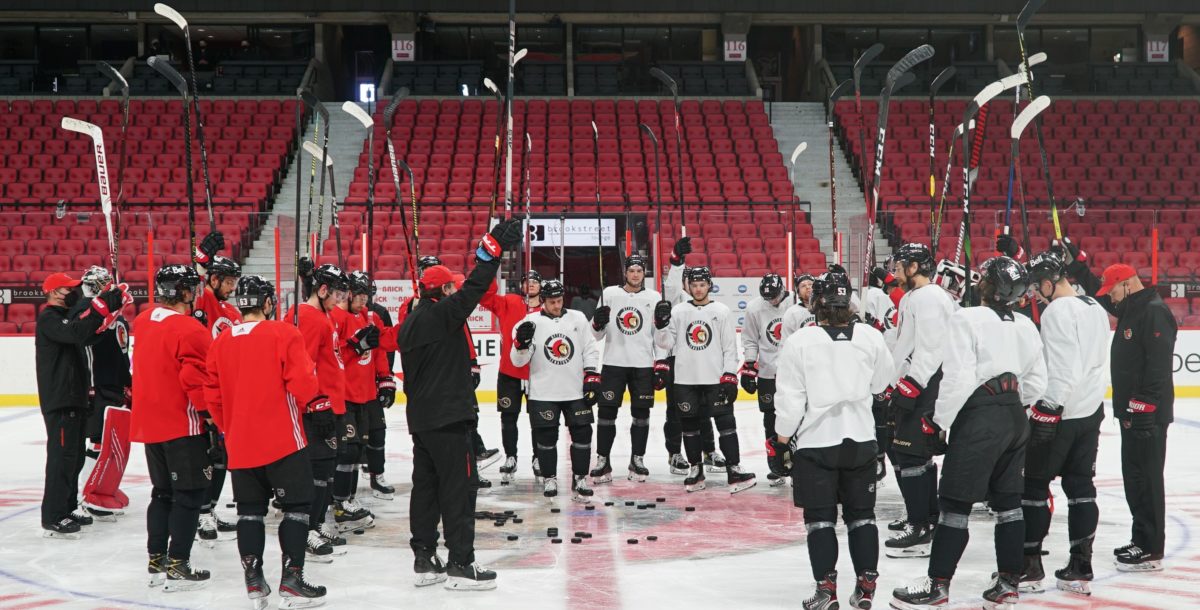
[334, 442, 362, 500]
[203, 464, 227, 512]
[309, 458, 335, 529]
[500, 411, 519, 457]
[929, 498, 972, 579]
[702, 417, 717, 454]
[925, 462, 939, 522]
[715, 414, 740, 465]
[992, 495, 1024, 574]
[167, 487, 205, 559]
[1062, 475, 1098, 554]
[366, 428, 386, 474]
[568, 425, 593, 477]
[596, 406, 618, 457]
[534, 427, 559, 479]
[147, 487, 172, 555]
[664, 405, 682, 455]
[630, 407, 651, 456]
[805, 507, 839, 580]
[762, 410, 776, 440]
[280, 508, 309, 568]
[1021, 478, 1052, 553]
[896, 455, 932, 526]
[847, 518, 880, 575]
[236, 511, 267, 558]
[681, 418, 703, 464]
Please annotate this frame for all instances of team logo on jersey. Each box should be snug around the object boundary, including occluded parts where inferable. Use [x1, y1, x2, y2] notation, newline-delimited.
[1123, 328, 1132, 340]
[543, 333, 575, 365]
[603, 390, 616, 401]
[344, 423, 357, 440]
[617, 306, 643, 335]
[766, 317, 783, 347]
[358, 350, 373, 366]
[762, 393, 773, 404]
[678, 401, 692, 413]
[114, 319, 130, 353]
[499, 397, 512, 409]
[685, 320, 713, 350]
[540, 409, 555, 421]
[211, 317, 234, 339]
[332, 330, 345, 369]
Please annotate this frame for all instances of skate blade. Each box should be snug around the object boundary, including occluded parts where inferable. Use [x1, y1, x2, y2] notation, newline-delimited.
[670, 467, 689, 475]
[335, 518, 375, 533]
[571, 493, 593, 503]
[883, 544, 931, 558]
[848, 593, 873, 609]
[981, 598, 1016, 610]
[705, 465, 727, 474]
[148, 574, 166, 588]
[768, 476, 788, 488]
[370, 490, 394, 501]
[729, 479, 758, 494]
[1018, 580, 1044, 594]
[163, 579, 211, 593]
[414, 572, 448, 587]
[1055, 579, 1091, 596]
[278, 594, 326, 609]
[627, 471, 647, 483]
[84, 511, 119, 522]
[591, 473, 613, 485]
[685, 482, 707, 493]
[249, 597, 269, 610]
[1114, 560, 1162, 572]
[40, 530, 81, 540]
[305, 552, 335, 564]
[445, 577, 498, 591]
[477, 453, 502, 471]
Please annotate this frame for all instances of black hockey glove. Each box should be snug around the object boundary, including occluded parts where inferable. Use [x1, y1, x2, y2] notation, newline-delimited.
[192, 309, 209, 329]
[583, 369, 602, 407]
[765, 438, 791, 477]
[591, 305, 611, 331]
[869, 267, 894, 289]
[377, 376, 396, 409]
[1051, 237, 1088, 276]
[514, 321, 536, 350]
[203, 420, 226, 467]
[305, 403, 336, 440]
[1029, 401, 1063, 446]
[477, 219, 523, 261]
[1126, 398, 1158, 439]
[719, 372, 739, 405]
[739, 361, 758, 394]
[653, 300, 672, 330]
[653, 360, 670, 391]
[349, 325, 380, 355]
[995, 233, 1023, 259]
[670, 236, 692, 265]
[470, 359, 481, 389]
[297, 256, 315, 280]
[921, 415, 947, 455]
[196, 231, 225, 265]
[891, 376, 922, 412]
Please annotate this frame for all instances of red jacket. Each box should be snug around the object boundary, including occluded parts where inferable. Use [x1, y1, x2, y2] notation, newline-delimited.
[205, 320, 320, 469]
[284, 303, 346, 415]
[130, 306, 210, 444]
[341, 308, 390, 403]
[478, 282, 540, 380]
[195, 286, 242, 340]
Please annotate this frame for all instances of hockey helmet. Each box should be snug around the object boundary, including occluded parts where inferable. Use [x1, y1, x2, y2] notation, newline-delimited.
[81, 265, 112, 297]
[893, 243, 936, 277]
[207, 255, 242, 279]
[816, 272, 853, 309]
[624, 254, 648, 271]
[417, 255, 443, 274]
[1026, 250, 1066, 287]
[759, 273, 785, 300]
[348, 270, 374, 296]
[523, 269, 543, 283]
[980, 256, 1029, 305]
[793, 273, 815, 292]
[155, 264, 201, 300]
[233, 275, 275, 311]
[684, 266, 713, 285]
[311, 263, 349, 293]
[539, 278, 565, 299]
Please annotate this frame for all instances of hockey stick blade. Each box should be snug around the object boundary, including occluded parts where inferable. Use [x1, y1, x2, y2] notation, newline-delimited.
[826, 79, 854, 123]
[61, 116, 102, 141]
[1025, 52, 1048, 68]
[97, 62, 128, 94]
[303, 140, 334, 168]
[649, 67, 678, 95]
[890, 71, 917, 96]
[513, 48, 529, 65]
[301, 89, 328, 121]
[483, 78, 500, 96]
[886, 44, 935, 86]
[853, 43, 885, 87]
[153, 3, 188, 30]
[397, 158, 414, 181]
[930, 66, 957, 97]
[790, 142, 808, 166]
[1017, 0, 1046, 31]
[1011, 96, 1052, 140]
[147, 56, 187, 97]
[61, 118, 113, 213]
[638, 122, 658, 144]
[591, 120, 599, 139]
[341, 102, 374, 128]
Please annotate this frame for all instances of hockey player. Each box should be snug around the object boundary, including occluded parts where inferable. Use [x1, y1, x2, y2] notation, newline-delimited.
[884, 243, 955, 557]
[130, 265, 214, 591]
[365, 278, 397, 496]
[1018, 251, 1109, 595]
[655, 266, 756, 493]
[346, 271, 395, 503]
[204, 275, 328, 609]
[479, 268, 544, 483]
[511, 279, 601, 501]
[73, 266, 133, 520]
[780, 274, 816, 342]
[587, 254, 668, 483]
[772, 271, 894, 610]
[740, 273, 793, 486]
[891, 256, 1047, 610]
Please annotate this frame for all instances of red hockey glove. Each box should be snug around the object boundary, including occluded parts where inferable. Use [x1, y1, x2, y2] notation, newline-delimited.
[739, 361, 758, 394]
[653, 360, 670, 391]
[719, 372, 739, 405]
[892, 376, 923, 411]
[1029, 401, 1063, 446]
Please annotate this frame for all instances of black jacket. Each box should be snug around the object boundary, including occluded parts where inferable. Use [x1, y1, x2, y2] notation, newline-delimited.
[35, 303, 105, 413]
[68, 298, 132, 404]
[399, 257, 499, 434]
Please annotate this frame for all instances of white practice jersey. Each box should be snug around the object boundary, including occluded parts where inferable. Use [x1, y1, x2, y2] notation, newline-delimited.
[891, 282, 958, 386]
[780, 302, 816, 343]
[861, 285, 897, 332]
[1040, 295, 1111, 420]
[664, 263, 686, 305]
[741, 297, 792, 379]
[655, 300, 739, 385]
[593, 284, 663, 367]
[510, 309, 600, 402]
[933, 307, 1047, 430]
[775, 324, 895, 449]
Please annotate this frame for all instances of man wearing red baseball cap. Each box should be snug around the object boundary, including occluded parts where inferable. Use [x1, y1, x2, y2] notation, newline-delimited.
[1092, 263, 1177, 572]
[35, 272, 130, 538]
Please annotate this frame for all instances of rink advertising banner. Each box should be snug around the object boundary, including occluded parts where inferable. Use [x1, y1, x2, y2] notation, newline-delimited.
[374, 280, 496, 332]
[527, 218, 617, 247]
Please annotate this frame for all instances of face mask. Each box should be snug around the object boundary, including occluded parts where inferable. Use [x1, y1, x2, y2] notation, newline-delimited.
[64, 288, 82, 308]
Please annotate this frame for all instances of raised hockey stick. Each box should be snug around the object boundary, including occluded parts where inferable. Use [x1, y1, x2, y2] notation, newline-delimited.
[382, 89, 416, 281]
[397, 159, 420, 294]
[640, 123, 663, 295]
[853, 43, 885, 214]
[502, 43, 529, 223]
[301, 90, 329, 257]
[483, 77, 505, 222]
[522, 133, 534, 284]
[789, 142, 808, 276]
[650, 66, 686, 237]
[931, 121, 968, 253]
[96, 62, 129, 207]
[342, 102, 377, 276]
[291, 93, 302, 324]
[1016, 0, 1061, 240]
[592, 121, 605, 304]
[826, 79, 853, 265]
[302, 140, 344, 269]
[1010, 96, 1052, 257]
[928, 66, 956, 235]
[62, 117, 118, 282]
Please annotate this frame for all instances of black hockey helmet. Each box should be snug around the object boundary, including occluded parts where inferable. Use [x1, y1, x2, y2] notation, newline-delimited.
[233, 275, 275, 311]
[155, 264, 201, 300]
[417, 255, 442, 274]
[759, 273, 785, 300]
[827, 263, 847, 275]
[815, 272, 853, 309]
[80, 265, 112, 296]
[624, 254, 648, 271]
[893, 243, 936, 277]
[522, 269, 543, 283]
[347, 270, 373, 296]
[793, 273, 815, 291]
[1026, 250, 1066, 286]
[540, 278, 565, 299]
[207, 255, 242, 279]
[979, 256, 1029, 305]
[684, 266, 712, 285]
[311, 263, 349, 293]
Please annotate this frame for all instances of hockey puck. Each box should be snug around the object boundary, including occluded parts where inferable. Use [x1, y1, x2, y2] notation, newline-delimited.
[646, 503, 656, 508]
[551, 538, 563, 544]
[494, 521, 505, 527]
[547, 528, 558, 535]
[627, 538, 638, 544]
[604, 501, 615, 506]
[507, 535, 519, 541]
[656, 497, 667, 503]
[353, 529, 365, 535]
[571, 538, 582, 544]
[625, 501, 635, 506]
[637, 505, 647, 510]
[585, 505, 595, 511]
[582, 532, 593, 539]
[504, 510, 515, 516]
[550, 507, 561, 513]
[574, 531, 587, 537]
[513, 518, 523, 524]
[684, 506, 696, 512]
[226, 503, 236, 509]
[647, 535, 658, 541]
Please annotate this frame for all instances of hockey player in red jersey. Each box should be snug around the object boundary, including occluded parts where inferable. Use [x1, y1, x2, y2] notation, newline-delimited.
[344, 271, 395, 503]
[130, 264, 214, 592]
[205, 275, 328, 609]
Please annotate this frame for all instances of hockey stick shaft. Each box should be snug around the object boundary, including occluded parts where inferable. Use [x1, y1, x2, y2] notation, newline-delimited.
[592, 121, 604, 304]
[62, 118, 118, 281]
[641, 123, 663, 294]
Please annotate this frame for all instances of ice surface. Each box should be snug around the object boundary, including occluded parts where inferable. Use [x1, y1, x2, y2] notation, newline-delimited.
[0, 400, 1198, 609]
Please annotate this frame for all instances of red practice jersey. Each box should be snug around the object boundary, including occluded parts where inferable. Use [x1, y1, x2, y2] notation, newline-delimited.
[205, 320, 320, 469]
[194, 286, 242, 339]
[130, 306, 211, 444]
[340, 308, 390, 403]
[284, 303, 347, 415]
[479, 281, 540, 380]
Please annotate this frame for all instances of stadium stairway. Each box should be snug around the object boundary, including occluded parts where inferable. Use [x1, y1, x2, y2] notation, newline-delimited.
[770, 102, 882, 272]
[242, 102, 364, 280]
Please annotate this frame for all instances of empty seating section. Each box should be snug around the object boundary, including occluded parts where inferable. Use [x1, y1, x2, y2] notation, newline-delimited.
[828, 62, 998, 97]
[519, 63, 567, 95]
[123, 61, 308, 96]
[654, 63, 752, 96]
[1091, 63, 1195, 95]
[0, 98, 298, 208]
[574, 63, 620, 95]
[391, 62, 483, 96]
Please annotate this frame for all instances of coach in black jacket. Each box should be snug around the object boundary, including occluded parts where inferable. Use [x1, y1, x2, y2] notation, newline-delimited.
[398, 219, 521, 588]
[34, 273, 124, 536]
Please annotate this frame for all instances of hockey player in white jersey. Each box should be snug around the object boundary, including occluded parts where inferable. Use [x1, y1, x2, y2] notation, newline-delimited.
[885, 243, 956, 557]
[739, 273, 792, 486]
[654, 266, 756, 493]
[588, 254, 670, 483]
[862, 267, 897, 334]
[891, 256, 1047, 610]
[1019, 251, 1109, 595]
[510, 279, 601, 502]
[772, 271, 895, 610]
[780, 273, 816, 342]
